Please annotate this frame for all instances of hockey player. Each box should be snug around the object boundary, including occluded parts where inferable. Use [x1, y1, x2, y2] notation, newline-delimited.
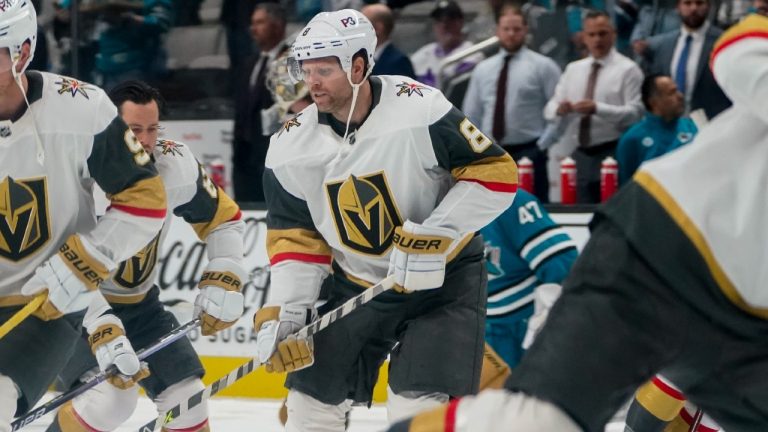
[251, 9, 517, 431]
[0, 2, 167, 431]
[481, 189, 577, 368]
[46, 80, 246, 432]
[387, 13, 768, 432]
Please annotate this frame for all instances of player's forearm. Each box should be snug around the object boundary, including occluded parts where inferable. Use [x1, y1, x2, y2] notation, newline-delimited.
[82, 210, 165, 265]
[423, 180, 516, 235]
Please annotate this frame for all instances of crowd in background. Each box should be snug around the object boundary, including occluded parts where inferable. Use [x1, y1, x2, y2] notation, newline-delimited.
[28, 0, 768, 203]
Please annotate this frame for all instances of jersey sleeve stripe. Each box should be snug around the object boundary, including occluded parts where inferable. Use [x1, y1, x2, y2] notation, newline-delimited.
[108, 176, 167, 219]
[710, 14, 768, 69]
[520, 226, 568, 257]
[191, 189, 242, 240]
[634, 379, 685, 422]
[271, 252, 333, 266]
[267, 228, 332, 265]
[650, 376, 685, 400]
[110, 204, 167, 218]
[450, 154, 518, 193]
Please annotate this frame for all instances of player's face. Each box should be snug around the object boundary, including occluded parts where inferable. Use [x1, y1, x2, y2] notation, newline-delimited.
[433, 17, 464, 49]
[0, 48, 13, 75]
[301, 57, 352, 115]
[496, 12, 527, 53]
[120, 100, 161, 153]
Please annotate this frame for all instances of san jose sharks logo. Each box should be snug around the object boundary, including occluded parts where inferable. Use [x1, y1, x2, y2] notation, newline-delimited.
[484, 242, 504, 282]
[326, 172, 403, 256]
[55, 77, 95, 99]
[395, 81, 430, 97]
[278, 113, 302, 137]
[160, 140, 184, 156]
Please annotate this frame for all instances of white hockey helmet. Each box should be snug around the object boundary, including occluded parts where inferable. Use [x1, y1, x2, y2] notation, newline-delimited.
[0, 0, 37, 75]
[287, 9, 376, 84]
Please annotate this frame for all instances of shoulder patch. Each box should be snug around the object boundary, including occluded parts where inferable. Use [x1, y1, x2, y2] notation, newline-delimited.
[159, 140, 185, 156]
[278, 112, 303, 138]
[54, 76, 96, 99]
[395, 81, 431, 98]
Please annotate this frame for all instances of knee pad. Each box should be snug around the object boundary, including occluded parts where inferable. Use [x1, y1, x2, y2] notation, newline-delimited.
[154, 377, 209, 431]
[0, 374, 19, 432]
[55, 380, 138, 431]
[386, 386, 448, 424]
[285, 390, 353, 432]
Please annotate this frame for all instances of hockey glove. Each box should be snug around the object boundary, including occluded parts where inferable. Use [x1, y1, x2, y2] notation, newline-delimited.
[194, 257, 246, 336]
[254, 305, 315, 373]
[388, 221, 458, 293]
[521, 283, 563, 350]
[20, 235, 114, 321]
[87, 313, 150, 389]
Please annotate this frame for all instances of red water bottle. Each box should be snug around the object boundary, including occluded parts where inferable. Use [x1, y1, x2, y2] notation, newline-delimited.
[600, 156, 618, 202]
[207, 157, 227, 190]
[560, 157, 577, 204]
[517, 157, 534, 194]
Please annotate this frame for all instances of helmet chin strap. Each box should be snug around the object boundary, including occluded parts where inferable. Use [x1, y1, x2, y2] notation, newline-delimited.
[12, 56, 44, 166]
[341, 67, 370, 145]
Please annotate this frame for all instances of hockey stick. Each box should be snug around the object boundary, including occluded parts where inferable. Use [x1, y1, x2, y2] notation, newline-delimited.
[688, 408, 703, 432]
[0, 294, 46, 341]
[138, 275, 397, 432]
[11, 317, 201, 431]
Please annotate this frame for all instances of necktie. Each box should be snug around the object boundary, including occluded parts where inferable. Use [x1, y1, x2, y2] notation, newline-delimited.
[492, 55, 512, 143]
[578, 61, 601, 147]
[675, 34, 693, 96]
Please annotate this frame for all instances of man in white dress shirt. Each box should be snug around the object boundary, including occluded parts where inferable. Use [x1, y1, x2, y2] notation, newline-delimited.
[544, 10, 643, 203]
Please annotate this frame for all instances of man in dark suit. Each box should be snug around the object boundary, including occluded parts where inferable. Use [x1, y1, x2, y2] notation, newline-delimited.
[362, 3, 416, 78]
[642, 0, 731, 120]
[232, 2, 287, 202]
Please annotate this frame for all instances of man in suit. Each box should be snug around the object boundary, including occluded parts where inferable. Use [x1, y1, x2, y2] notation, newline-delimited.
[232, 2, 287, 202]
[642, 0, 731, 120]
[362, 3, 416, 78]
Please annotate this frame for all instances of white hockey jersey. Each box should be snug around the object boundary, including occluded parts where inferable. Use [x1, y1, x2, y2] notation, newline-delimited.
[264, 75, 517, 306]
[101, 139, 243, 304]
[602, 15, 768, 318]
[0, 71, 166, 305]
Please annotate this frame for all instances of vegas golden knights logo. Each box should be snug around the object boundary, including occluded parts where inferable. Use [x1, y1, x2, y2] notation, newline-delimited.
[114, 232, 161, 288]
[326, 172, 402, 256]
[0, 177, 51, 262]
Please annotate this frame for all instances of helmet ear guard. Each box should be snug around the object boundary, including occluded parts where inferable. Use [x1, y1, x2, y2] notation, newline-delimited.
[0, 0, 38, 76]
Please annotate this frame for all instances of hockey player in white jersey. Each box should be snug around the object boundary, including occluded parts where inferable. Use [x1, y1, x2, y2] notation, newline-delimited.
[386, 13, 768, 432]
[0, 2, 168, 431]
[46, 80, 246, 432]
[251, 8, 517, 431]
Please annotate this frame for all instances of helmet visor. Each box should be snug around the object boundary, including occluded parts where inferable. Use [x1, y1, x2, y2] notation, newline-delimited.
[286, 55, 304, 84]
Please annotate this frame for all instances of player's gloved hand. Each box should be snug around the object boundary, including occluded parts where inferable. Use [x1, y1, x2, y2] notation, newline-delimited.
[87, 313, 150, 389]
[254, 304, 315, 373]
[194, 257, 246, 336]
[388, 221, 459, 293]
[522, 283, 563, 349]
[20, 235, 114, 321]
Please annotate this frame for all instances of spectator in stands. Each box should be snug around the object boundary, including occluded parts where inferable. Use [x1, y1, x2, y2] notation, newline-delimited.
[544, 10, 643, 203]
[93, 0, 173, 89]
[464, 5, 561, 203]
[616, 74, 697, 184]
[410, 0, 483, 88]
[362, 3, 416, 78]
[232, 3, 288, 202]
[631, 0, 681, 57]
[641, 0, 731, 119]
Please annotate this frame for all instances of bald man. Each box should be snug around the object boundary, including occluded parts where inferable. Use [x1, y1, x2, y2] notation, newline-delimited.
[361, 4, 416, 78]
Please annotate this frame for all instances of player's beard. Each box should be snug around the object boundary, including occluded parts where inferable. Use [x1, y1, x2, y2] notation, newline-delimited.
[312, 89, 352, 118]
[682, 12, 707, 29]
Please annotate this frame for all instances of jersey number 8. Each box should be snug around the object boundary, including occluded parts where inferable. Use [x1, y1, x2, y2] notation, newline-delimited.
[459, 118, 492, 153]
[123, 130, 151, 166]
